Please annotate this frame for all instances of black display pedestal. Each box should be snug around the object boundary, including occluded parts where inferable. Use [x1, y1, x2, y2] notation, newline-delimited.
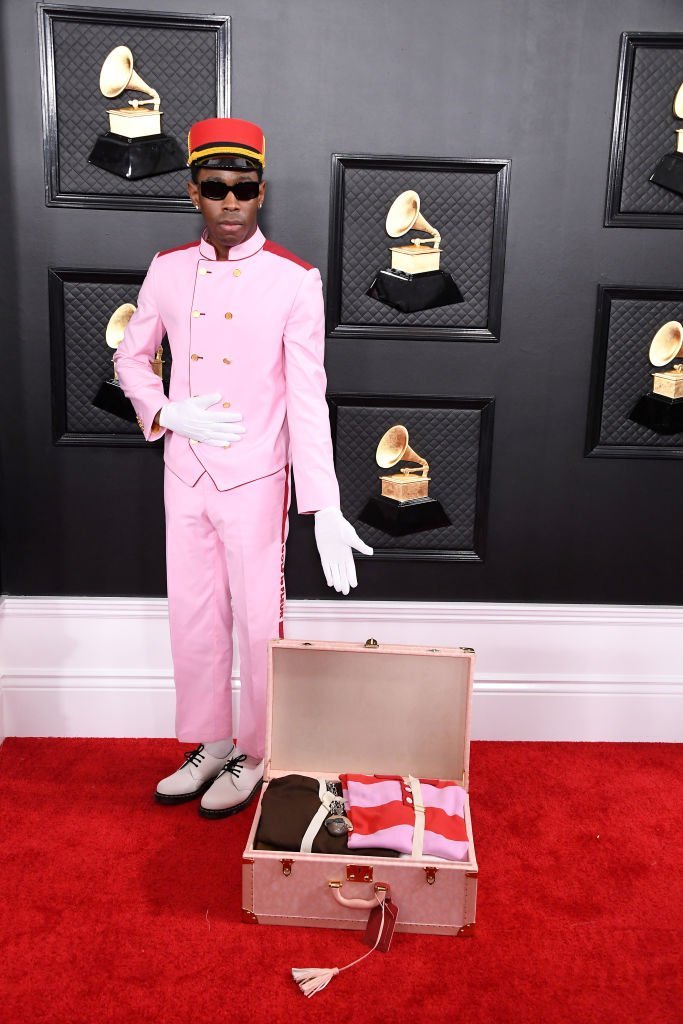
[629, 393, 683, 434]
[92, 378, 137, 423]
[359, 495, 451, 537]
[650, 151, 683, 197]
[88, 132, 186, 180]
[366, 268, 464, 313]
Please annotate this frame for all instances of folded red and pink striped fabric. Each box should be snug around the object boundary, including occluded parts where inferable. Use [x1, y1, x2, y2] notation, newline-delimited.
[340, 773, 469, 861]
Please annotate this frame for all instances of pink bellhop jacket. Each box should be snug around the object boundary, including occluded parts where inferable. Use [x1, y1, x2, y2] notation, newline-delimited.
[113, 227, 340, 514]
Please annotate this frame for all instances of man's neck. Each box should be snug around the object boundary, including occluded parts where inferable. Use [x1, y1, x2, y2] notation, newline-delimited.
[206, 224, 258, 261]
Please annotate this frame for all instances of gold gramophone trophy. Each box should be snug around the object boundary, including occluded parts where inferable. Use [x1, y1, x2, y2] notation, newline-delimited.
[358, 424, 451, 536]
[650, 81, 683, 196]
[366, 190, 464, 313]
[92, 303, 164, 422]
[629, 320, 683, 433]
[88, 46, 185, 180]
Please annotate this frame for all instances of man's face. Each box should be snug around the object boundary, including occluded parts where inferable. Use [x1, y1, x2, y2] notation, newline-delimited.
[187, 167, 266, 251]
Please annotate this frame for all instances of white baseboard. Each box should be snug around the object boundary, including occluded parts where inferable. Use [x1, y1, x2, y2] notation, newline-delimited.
[0, 597, 681, 742]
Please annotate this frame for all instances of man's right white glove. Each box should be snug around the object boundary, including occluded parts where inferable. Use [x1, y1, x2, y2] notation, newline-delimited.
[159, 392, 246, 447]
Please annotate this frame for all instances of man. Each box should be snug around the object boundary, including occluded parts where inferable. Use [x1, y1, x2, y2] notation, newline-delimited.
[114, 117, 371, 818]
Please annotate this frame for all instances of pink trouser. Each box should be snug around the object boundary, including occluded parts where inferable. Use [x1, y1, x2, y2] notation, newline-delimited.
[164, 465, 289, 759]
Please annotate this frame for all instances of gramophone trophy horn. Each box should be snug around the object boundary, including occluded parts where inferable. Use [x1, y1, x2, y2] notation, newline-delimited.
[649, 320, 683, 366]
[99, 46, 160, 109]
[386, 190, 441, 250]
[88, 45, 185, 180]
[674, 81, 683, 120]
[376, 424, 430, 477]
[105, 302, 137, 352]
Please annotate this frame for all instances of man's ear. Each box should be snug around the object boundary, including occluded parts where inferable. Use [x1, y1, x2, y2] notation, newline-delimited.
[187, 180, 199, 207]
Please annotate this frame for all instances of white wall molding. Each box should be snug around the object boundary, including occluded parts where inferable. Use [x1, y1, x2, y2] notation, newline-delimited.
[1, 596, 681, 742]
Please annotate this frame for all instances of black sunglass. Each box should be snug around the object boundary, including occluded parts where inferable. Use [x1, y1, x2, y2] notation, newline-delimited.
[199, 180, 260, 202]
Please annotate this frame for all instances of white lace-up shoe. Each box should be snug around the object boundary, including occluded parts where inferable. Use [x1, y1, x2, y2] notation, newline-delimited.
[155, 744, 232, 805]
[199, 752, 264, 818]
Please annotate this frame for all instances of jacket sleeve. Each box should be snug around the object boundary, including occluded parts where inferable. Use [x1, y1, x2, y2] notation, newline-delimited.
[113, 254, 169, 442]
[283, 267, 340, 514]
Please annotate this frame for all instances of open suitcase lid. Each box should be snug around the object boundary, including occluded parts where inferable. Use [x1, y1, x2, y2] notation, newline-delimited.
[265, 639, 474, 791]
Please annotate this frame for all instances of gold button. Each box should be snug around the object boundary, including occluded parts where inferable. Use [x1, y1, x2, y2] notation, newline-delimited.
[232, 269, 241, 277]
[224, 312, 233, 320]
[199, 267, 208, 276]
[222, 401, 231, 408]
[192, 310, 201, 318]
[223, 443, 231, 450]
[190, 439, 198, 446]
[223, 357, 231, 365]
[191, 353, 200, 361]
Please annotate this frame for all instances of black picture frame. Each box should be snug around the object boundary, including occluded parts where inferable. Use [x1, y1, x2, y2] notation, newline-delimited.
[37, 4, 231, 211]
[605, 31, 683, 228]
[326, 154, 510, 342]
[586, 285, 683, 459]
[329, 393, 495, 560]
[49, 266, 164, 447]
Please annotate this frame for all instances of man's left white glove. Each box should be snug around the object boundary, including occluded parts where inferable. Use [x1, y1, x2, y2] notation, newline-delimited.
[314, 507, 373, 595]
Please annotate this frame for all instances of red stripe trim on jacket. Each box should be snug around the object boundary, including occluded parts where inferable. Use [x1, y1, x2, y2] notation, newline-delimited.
[278, 467, 290, 639]
[157, 240, 201, 259]
[263, 240, 313, 271]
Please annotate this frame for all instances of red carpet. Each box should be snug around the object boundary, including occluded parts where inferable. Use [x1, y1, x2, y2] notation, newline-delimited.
[0, 739, 680, 1024]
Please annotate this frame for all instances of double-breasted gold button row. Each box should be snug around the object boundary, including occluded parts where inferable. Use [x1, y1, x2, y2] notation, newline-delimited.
[191, 354, 232, 362]
[191, 310, 233, 318]
[197, 267, 241, 277]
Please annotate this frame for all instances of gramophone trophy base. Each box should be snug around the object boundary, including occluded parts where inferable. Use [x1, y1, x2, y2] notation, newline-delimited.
[88, 132, 186, 180]
[359, 495, 451, 537]
[92, 378, 137, 423]
[380, 474, 430, 502]
[366, 268, 464, 314]
[628, 393, 683, 435]
[650, 152, 683, 197]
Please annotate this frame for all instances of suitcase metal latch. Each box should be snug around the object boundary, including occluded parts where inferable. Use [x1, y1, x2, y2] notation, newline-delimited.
[364, 638, 379, 648]
[281, 858, 294, 876]
[424, 866, 438, 885]
[346, 864, 373, 882]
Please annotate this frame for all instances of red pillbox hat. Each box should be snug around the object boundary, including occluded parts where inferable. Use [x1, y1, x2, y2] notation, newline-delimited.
[187, 117, 266, 168]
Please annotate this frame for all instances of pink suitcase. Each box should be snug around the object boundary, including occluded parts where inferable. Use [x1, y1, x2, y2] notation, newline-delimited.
[242, 638, 478, 936]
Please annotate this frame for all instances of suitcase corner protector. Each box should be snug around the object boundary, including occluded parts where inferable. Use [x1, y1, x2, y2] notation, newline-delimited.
[457, 922, 475, 937]
[242, 908, 259, 924]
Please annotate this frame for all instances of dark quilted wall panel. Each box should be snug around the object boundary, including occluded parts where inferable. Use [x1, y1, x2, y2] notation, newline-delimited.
[42, 9, 228, 206]
[619, 43, 683, 216]
[341, 167, 495, 329]
[334, 400, 491, 558]
[62, 278, 143, 435]
[590, 289, 683, 453]
[606, 33, 683, 224]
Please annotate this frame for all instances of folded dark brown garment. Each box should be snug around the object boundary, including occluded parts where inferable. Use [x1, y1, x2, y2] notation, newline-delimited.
[254, 774, 399, 857]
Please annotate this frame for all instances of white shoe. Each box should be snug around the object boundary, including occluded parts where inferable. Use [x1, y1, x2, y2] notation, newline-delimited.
[199, 752, 264, 818]
[155, 744, 232, 804]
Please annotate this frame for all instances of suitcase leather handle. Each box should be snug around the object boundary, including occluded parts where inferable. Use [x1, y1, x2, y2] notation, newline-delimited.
[328, 881, 388, 909]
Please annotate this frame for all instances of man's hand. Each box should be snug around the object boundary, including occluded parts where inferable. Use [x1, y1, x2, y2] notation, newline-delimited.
[159, 392, 246, 447]
[314, 507, 373, 595]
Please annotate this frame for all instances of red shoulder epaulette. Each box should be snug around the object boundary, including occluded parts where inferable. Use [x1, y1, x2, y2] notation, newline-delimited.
[263, 240, 313, 271]
[156, 240, 201, 259]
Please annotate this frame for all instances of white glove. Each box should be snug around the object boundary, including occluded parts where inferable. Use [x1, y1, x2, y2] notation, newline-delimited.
[159, 392, 245, 447]
[314, 507, 373, 595]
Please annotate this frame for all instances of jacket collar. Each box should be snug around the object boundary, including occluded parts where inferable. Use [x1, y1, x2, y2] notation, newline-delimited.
[198, 226, 265, 262]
